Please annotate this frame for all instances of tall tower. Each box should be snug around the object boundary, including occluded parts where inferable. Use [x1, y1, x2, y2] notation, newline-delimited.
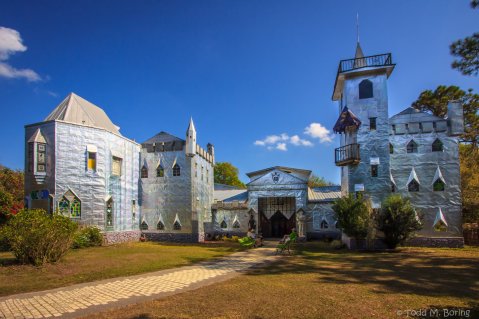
[185, 117, 197, 157]
[332, 42, 396, 207]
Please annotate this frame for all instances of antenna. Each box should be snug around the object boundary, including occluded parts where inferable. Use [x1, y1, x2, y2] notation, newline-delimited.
[356, 13, 360, 44]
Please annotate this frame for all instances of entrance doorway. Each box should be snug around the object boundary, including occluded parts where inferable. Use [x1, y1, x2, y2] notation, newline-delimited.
[258, 197, 296, 238]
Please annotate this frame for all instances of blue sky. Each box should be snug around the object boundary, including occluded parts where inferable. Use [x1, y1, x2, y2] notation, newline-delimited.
[0, 0, 477, 184]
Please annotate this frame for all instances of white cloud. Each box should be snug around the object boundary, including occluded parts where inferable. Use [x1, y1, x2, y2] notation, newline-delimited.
[276, 143, 287, 151]
[290, 135, 313, 147]
[0, 26, 41, 82]
[254, 132, 313, 151]
[304, 122, 334, 143]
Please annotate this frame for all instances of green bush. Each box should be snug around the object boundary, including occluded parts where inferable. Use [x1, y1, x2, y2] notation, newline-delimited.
[72, 226, 103, 249]
[332, 194, 371, 239]
[376, 195, 423, 249]
[2, 209, 78, 265]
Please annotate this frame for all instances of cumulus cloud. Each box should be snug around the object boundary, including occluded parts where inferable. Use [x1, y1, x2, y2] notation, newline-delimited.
[254, 132, 313, 151]
[276, 143, 287, 151]
[0, 26, 41, 82]
[304, 122, 334, 143]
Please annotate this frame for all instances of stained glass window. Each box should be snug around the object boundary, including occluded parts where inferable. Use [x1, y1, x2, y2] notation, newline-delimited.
[70, 198, 81, 218]
[106, 199, 113, 228]
[87, 152, 97, 171]
[37, 143, 46, 172]
[59, 197, 69, 215]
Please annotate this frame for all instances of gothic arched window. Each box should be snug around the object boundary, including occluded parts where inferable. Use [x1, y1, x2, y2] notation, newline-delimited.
[157, 165, 164, 177]
[359, 79, 373, 99]
[157, 220, 165, 230]
[220, 220, 227, 229]
[321, 220, 329, 229]
[70, 198, 81, 218]
[433, 179, 445, 191]
[432, 139, 443, 152]
[407, 140, 418, 153]
[140, 220, 149, 230]
[173, 220, 182, 230]
[141, 165, 148, 178]
[59, 197, 70, 216]
[233, 220, 240, 229]
[408, 179, 420, 192]
[173, 164, 181, 176]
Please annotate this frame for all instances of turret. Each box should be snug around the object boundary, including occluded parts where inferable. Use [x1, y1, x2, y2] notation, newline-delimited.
[185, 117, 197, 157]
[447, 100, 464, 137]
[207, 143, 215, 165]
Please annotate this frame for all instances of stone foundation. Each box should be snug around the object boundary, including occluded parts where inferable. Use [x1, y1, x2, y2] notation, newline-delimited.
[103, 230, 141, 245]
[144, 232, 198, 243]
[341, 233, 388, 250]
[406, 237, 464, 248]
[306, 231, 341, 241]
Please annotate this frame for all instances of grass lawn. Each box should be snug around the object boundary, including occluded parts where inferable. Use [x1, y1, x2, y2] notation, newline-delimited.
[0, 241, 240, 297]
[87, 242, 479, 319]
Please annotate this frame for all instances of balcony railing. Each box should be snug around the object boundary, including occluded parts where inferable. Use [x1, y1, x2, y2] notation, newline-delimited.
[338, 53, 393, 74]
[335, 143, 360, 166]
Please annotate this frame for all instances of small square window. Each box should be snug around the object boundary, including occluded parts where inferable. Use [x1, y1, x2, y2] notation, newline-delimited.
[369, 118, 377, 131]
[112, 156, 122, 176]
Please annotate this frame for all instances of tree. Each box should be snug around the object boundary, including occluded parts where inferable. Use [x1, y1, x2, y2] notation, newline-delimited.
[376, 195, 422, 249]
[308, 174, 333, 188]
[0, 166, 24, 225]
[460, 144, 479, 223]
[332, 194, 370, 240]
[411, 86, 479, 148]
[213, 162, 246, 188]
[449, 1, 478, 76]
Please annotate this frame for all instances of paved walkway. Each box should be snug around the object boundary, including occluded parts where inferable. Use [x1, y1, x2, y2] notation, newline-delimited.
[0, 246, 278, 319]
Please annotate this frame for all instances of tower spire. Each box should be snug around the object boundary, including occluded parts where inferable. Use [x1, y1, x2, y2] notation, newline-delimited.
[354, 13, 364, 59]
[356, 13, 360, 44]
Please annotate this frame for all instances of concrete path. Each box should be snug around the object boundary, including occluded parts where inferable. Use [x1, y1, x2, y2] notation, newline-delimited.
[0, 246, 278, 319]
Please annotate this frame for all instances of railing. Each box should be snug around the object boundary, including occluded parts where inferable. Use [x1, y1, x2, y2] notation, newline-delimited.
[338, 53, 393, 74]
[335, 143, 360, 166]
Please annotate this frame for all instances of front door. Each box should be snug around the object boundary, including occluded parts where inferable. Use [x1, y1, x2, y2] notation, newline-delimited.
[270, 210, 288, 237]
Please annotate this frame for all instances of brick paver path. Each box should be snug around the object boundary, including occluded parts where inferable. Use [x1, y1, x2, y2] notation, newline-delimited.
[0, 246, 278, 319]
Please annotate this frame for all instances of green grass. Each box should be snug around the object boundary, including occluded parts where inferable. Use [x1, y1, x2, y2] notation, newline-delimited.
[86, 242, 479, 319]
[0, 241, 240, 297]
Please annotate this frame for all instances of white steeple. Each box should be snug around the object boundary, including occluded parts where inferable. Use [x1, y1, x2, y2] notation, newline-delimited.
[185, 117, 197, 157]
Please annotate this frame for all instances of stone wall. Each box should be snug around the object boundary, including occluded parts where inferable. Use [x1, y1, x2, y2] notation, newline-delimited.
[143, 231, 197, 243]
[406, 236, 464, 248]
[103, 230, 141, 245]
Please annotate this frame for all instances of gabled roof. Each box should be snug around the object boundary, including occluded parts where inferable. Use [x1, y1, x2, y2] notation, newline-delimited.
[142, 131, 185, 144]
[246, 166, 312, 179]
[333, 106, 362, 133]
[389, 107, 444, 122]
[45, 93, 120, 135]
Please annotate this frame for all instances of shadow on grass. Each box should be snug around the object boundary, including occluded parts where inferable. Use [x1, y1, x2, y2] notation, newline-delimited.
[248, 243, 479, 304]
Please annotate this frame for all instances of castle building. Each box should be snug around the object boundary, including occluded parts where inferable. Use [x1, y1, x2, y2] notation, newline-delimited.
[332, 43, 464, 246]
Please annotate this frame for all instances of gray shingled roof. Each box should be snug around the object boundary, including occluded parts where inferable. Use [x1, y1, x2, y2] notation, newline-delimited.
[142, 131, 185, 144]
[308, 186, 341, 202]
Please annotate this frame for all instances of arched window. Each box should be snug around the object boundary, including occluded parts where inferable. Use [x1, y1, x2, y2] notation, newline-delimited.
[408, 179, 420, 192]
[59, 197, 70, 215]
[157, 220, 165, 230]
[389, 143, 394, 154]
[220, 220, 227, 229]
[407, 140, 418, 153]
[173, 164, 181, 176]
[320, 220, 329, 229]
[70, 198, 81, 218]
[141, 165, 148, 178]
[432, 139, 443, 152]
[156, 165, 164, 177]
[140, 220, 148, 230]
[434, 220, 447, 232]
[433, 179, 445, 191]
[173, 220, 181, 230]
[359, 79, 373, 99]
[233, 220, 240, 229]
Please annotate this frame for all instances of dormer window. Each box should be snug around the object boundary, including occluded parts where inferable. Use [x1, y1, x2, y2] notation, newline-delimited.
[359, 79, 373, 99]
[407, 140, 418, 153]
[432, 139, 443, 152]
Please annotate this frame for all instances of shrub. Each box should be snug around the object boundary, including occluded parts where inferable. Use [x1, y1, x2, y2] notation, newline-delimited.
[72, 226, 103, 249]
[376, 195, 422, 249]
[2, 209, 78, 265]
[332, 194, 370, 239]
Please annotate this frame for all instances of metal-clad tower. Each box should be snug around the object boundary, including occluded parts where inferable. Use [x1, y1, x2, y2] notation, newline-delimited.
[332, 43, 396, 207]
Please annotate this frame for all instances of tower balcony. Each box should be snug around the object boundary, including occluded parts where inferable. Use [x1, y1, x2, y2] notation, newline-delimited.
[335, 143, 360, 166]
[338, 53, 393, 74]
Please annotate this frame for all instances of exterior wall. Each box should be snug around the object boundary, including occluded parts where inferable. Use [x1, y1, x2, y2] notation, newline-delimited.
[55, 122, 140, 231]
[389, 130, 462, 237]
[341, 72, 391, 207]
[139, 148, 192, 233]
[25, 121, 140, 231]
[103, 230, 141, 245]
[207, 203, 249, 238]
[24, 122, 56, 212]
[305, 202, 341, 239]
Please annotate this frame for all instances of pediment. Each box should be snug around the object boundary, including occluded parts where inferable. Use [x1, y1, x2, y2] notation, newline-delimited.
[248, 169, 307, 187]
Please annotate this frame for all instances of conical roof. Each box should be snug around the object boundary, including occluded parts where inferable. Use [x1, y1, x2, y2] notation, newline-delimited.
[45, 93, 120, 135]
[186, 117, 196, 135]
[355, 42, 364, 59]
